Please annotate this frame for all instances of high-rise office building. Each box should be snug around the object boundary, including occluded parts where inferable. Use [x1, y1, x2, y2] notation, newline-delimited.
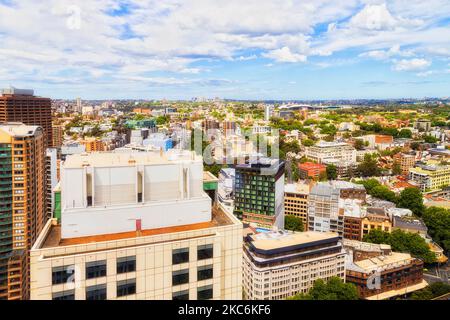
[234, 159, 285, 229]
[0, 88, 52, 147]
[0, 123, 46, 300]
[30, 150, 242, 300]
[76, 97, 82, 113]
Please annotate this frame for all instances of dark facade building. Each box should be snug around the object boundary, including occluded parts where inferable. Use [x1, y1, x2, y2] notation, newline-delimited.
[234, 159, 285, 229]
[345, 241, 426, 300]
[0, 88, 52, 147]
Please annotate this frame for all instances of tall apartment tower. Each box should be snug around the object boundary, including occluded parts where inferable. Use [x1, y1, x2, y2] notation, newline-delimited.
[30, 150, 242, 300]
[0, 123, 47, 300]
[52, 125, 64, 148]
[76, 97, 82, 113]
[234, 159, 285, 230]
[0, 88, 53, 148]
[45, 149, 58, 220]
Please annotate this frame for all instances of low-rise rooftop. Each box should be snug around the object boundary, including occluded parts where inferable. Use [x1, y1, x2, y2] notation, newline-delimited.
[248, 231, 339, 251]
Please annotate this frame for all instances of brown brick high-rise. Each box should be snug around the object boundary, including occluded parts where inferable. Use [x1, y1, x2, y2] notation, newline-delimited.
[0, 88, 52, 147]
[0, 124, 47, 300]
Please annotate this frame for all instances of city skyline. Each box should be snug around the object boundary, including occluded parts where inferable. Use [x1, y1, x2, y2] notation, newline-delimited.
[0, 1, 450, 100]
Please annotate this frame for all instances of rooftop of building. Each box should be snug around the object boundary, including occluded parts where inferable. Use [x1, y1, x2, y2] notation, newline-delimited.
[313, 141, 353, 148]
[40, 206, 234, 249]
[63, 149, 201, 168]
[298, 162, 326, 169]
[1, 87, 34, 96]
[284, 181, 312, 194]
[351, 252, 414, 272]
[310, 181, 365, 196]
[247, 231, 339, 251]
[393, 216, 427, 231]
[203, 171, 219, 183]
[410, 160, 450, 173]
[0, 123, 41, 137]
[344, 239, 391, 250]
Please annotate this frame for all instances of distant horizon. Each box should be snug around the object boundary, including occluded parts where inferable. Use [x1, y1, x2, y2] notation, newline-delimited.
[1, 1, 450, 100]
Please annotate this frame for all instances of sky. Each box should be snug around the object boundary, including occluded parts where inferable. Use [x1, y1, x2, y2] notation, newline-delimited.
[0, 0, 450, 100]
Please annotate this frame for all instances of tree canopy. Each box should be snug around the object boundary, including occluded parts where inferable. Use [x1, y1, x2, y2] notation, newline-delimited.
[422, 206, 450, 253]
[397, 188, 425, 217]
[289, 277, 359, 300]
[285, 215, 304, 232]
[363, 229, 436, 264]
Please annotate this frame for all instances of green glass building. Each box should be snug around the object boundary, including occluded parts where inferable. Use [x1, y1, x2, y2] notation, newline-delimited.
[234, 159, 285, 229]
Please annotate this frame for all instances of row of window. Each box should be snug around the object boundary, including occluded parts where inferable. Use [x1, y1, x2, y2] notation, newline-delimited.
[173, 244, 213, 265]
[52, 245, 214, 285]
[53, 283, 214, 301]
[172, 265, 214, 286]
[52, 256, 136, 285]
[53, 279, 136, 300]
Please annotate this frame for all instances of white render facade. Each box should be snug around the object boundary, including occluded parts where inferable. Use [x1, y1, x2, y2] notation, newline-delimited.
[305, 141, 357, 164]
[243, 231, 346, 300]
[30, 211, 243, 300]
[30, 150, 243, 300]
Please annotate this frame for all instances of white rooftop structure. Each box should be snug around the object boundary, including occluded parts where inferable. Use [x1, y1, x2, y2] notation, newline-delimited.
[60, 150, 210, 239]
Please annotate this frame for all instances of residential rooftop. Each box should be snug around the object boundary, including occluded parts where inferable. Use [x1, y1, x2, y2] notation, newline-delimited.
[247, 231, 339, 251]
[351, 252, 414, 273]
[0, 123, 41, 137]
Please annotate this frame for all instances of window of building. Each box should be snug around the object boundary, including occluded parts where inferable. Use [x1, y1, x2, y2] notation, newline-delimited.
[86, 284, 107, 300]
[117, 279, 136, 297]
[172, 248, 189, 265]
[197, 244, 213, 260]
[86, 260, 107, 279]
[52, 290, 75, 300]
[197, 265, 213, 281]
[197, 285, 213, 300]
[117, 256, 136, 274]
[173, 269, 189, 286]
[172, 290, 189, 300]
[52, 265, 75, 285]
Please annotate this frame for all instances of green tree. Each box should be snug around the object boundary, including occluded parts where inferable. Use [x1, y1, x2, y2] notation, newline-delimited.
[424, 135, 439, 143]
[398, 129, 413, 138]
[302, 139, 314, 147]
[290, 277, 359, 300]
[285, 215, 304, 232]
[362, 229, 390, 244]
[326, 164, 338, 180]
[363, 229, 436, 264]
[354, 139, 365, 150]
[411, 282, 450, 300]
[370, 185, 398, 203]
[422, 207, 450, 253]
[359, 178, 381, 193]
[392, 162, 402, 175]
[397, 188, 425, 217]
[357, 154, 381, 177]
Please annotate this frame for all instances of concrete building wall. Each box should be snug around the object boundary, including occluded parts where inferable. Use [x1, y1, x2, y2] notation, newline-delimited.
[30, 217, 243, 300]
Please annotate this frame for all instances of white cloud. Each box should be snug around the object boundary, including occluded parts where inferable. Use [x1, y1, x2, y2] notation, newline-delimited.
[262, 47, 307, 63]
[0, 0, 449, 96]
[393, 58, 431, 71]
[349, 4, 399, 31]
